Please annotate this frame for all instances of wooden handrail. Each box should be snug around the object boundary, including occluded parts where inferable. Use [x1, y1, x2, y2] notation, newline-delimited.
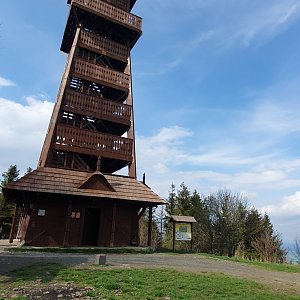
[72, 58, 130, 90]
[63, 89, 131, 121]
[55, 125, 133, 157]
[80, 30, 130, 62]
[71, 0, 142, 31]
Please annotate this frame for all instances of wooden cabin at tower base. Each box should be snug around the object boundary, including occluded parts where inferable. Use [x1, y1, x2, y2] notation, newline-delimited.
[3, 167, 164, 247]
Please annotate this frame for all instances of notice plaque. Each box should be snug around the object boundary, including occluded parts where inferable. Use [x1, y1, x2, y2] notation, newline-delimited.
[175, 223, 191, 241]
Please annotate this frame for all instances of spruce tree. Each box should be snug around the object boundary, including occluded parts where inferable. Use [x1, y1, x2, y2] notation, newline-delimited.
[1, 165, 19, 187]
[0, 165, 19, 238]
[176, 182, 191, 215]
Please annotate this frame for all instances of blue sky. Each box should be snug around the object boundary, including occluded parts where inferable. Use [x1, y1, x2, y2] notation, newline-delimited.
[1, 0, 300, 245]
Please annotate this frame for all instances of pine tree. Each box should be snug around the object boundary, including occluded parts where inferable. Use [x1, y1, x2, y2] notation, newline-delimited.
[190, 190, 210, 252]
[0, 165, 19, 238]
[176, 182, 192, 215]
[25, 167, 33, 175]
[242, 209, 264, 258]
[1, 165, 19, 186]
[165, 183, 176, 217]
[163, 183, 177, 248]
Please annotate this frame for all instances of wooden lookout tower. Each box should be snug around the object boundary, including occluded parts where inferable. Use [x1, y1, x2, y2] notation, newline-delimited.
[3, 0, 164, 247]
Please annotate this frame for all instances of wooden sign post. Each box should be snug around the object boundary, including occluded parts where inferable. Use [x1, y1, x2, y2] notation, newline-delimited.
[170, 215, 196, 252]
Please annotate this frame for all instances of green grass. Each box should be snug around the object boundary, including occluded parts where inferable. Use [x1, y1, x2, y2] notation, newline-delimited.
[199, 253, 300, 273]
[0, 263, 299, 299]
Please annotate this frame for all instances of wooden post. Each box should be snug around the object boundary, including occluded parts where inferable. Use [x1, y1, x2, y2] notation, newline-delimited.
[110, 202, 117, 247]
[9, 204, 19, 244]
[190, 223, 193, 251]
[172, 221, 175, 252]
[63, 199, 73, 247]
[126, 56, 137, 179]
[147, 206, 152, 247]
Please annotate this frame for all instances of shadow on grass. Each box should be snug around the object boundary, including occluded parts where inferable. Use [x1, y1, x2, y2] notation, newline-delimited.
[0, 263, 68, 285]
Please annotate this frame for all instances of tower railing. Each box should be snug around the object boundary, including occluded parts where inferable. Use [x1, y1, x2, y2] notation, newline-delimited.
[72, 58, 130, 91]
[80, 30, 130, 63]
[71, 0, 142, 31]
[54, 124, 133, 159]
[63, 89, 131, 123]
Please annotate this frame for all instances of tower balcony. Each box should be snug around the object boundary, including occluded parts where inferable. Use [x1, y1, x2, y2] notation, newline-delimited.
[62, 0, 142, 53]
[63, 89, 131, 127]
[72, 0, 141, 31]
[54, 124, 133, 161]
[79, 30, 130, 63]
[67, 0, 137, 12]
[71, 58, 130, 92]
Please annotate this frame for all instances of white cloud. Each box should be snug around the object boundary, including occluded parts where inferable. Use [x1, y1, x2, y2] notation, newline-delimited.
[249, 101, 300, 135]
[0, 76, 16, 88]
[241, 77, 300, 139]
[261, 191, 300, 217]
[136, 126, 192, 177]
[233, 1, 300, 47]
[139, 126, 193, 145]
[0, 96, 54, 174]
[136, 124, 300, 195]
[135, 0, 300, 78]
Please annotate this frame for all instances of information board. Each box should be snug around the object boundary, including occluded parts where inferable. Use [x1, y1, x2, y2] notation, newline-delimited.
[175, 223, 192, 241]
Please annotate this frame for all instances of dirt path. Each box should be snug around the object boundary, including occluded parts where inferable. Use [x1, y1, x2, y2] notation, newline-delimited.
[0, 250, 299, 296]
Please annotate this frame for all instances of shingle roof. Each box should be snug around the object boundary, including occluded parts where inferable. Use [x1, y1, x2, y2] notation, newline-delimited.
[3, 167, 165, 205]
[170, 215, 197, 223]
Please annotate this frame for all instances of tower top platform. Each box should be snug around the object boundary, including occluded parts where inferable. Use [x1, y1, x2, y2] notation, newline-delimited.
[67, 0, 137, 11]
[61, 0, 142, 53]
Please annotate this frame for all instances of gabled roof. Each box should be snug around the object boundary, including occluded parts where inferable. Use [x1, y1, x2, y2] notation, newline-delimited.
[79, 172, 115, 191]
[3, 167, 165, 205]
[170, 215, 197, 223]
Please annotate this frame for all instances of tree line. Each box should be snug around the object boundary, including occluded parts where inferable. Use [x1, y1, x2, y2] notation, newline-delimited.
[154, 183, 287, 263]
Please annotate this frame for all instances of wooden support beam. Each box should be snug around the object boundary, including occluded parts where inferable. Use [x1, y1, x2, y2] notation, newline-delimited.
[63, 199, 73, 247]
[190, 223, 193, 251]
[110, 202, 117, 247]
[38, 27, 81, 168]
[9, 204, 19, 244]
[126, 57, 137, 179]
[147, 206, 152, 247]
[172, 221, 175, 252]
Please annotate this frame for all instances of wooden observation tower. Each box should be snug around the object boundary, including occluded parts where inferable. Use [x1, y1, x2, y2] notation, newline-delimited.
[40, 0, 141, 177]
[3, 0, 164, 247]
